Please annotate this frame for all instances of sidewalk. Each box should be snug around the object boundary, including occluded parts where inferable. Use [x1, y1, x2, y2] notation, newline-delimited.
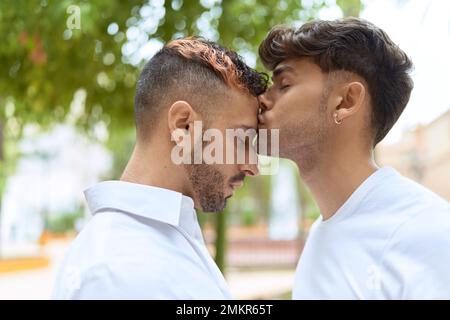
[227, 268, 294, 299]
[0, 239, 67, 300]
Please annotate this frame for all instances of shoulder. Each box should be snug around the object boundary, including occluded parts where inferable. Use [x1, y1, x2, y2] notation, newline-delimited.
[387, 169, 448, 205]
[386, 196, 450, 252]
[68, 210, 192, 261]
[380, 198, 450, 298]
[369, 168, 450, 223]
[54, 241, 208, 299]
[54, 212, 218, 299]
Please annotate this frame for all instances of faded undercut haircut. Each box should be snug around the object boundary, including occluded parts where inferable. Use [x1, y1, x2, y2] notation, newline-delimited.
[134, 37, 268, 140]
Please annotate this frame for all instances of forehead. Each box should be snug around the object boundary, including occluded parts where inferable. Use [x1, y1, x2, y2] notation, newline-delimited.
[273, 58, 323, 78]
[218, 90, 259, 126]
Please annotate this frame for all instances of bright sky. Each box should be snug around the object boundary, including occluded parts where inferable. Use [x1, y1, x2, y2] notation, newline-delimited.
[319, 0, 450, 143]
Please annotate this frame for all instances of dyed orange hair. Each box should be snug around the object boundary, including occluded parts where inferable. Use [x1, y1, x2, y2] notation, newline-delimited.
[166, 37, 248, 94]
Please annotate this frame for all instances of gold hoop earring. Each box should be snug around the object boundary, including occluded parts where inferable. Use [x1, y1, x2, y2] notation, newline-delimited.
[334, 113, 342, 125]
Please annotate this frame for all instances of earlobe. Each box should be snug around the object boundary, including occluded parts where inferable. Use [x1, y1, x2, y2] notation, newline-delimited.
[334, 82, 365, 122]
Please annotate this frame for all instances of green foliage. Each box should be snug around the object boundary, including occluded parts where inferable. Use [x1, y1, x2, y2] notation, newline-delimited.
[0, 123, 20, 198]
[336, 0, 363, 17]
[1, 0, 144, 134]
[0, 0, 361, 265]
[1, 0, 360, 136]
[45, 209, 84, 234]
[240, 208, 258, 226]
[0, 0, 332, 137]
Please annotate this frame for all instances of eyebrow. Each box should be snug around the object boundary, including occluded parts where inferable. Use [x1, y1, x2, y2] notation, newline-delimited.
[271, 65, 296, 82]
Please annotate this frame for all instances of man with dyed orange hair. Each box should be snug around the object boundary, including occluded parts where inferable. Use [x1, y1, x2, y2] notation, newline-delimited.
[53, 38, 267, 299]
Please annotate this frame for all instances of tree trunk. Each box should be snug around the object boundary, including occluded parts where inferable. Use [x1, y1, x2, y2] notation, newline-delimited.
[0, 120, 3, 161]
[214, 209, 227, 273]
[0, 120, 4, 259]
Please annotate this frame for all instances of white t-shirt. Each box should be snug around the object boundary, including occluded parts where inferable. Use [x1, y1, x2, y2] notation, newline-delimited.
[293, 166, 450, 299]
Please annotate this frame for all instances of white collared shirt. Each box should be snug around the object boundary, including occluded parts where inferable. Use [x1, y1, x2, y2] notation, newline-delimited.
[53, 181, 231, 300]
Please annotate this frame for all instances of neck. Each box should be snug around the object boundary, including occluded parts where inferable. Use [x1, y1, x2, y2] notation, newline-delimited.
[120, 139, 192, 198]
[294, 140, 377, 221]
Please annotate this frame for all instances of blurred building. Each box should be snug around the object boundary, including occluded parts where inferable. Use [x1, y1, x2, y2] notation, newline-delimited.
[377, 109, 450, 201]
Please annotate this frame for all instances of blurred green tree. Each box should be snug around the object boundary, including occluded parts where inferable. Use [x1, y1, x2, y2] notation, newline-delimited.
[1, 0, 146, 257]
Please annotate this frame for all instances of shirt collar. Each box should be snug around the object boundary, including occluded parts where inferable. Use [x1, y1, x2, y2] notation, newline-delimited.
[84, 181, 200, 239]
[318, 166, 397, 225]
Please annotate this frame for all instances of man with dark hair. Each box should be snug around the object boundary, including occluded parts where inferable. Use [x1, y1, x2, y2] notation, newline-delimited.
[53, 38, 267, 299]
[258, 18, 450, 299]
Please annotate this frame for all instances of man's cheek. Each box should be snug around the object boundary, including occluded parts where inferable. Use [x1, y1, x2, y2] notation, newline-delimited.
[270, 107, 287, 127]
[266, 112, 280, 128]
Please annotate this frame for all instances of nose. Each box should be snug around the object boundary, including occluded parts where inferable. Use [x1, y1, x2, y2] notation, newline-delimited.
[257, 93, 273, 125]
[258, 93, 273, 113]
[238, 162, 260, 177]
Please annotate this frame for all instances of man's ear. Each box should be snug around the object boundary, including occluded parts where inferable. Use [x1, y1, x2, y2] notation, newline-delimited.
[167, 101, 197, 142]
[333, 81, 366, 122]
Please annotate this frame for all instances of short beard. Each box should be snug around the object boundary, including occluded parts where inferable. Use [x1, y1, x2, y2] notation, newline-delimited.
[185, 126, 228, 212]
[185, 163, 227, 212]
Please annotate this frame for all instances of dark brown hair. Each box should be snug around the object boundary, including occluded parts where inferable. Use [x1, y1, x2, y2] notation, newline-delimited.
[259, 18, 414, 145]
[135, 37, 267, 139]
